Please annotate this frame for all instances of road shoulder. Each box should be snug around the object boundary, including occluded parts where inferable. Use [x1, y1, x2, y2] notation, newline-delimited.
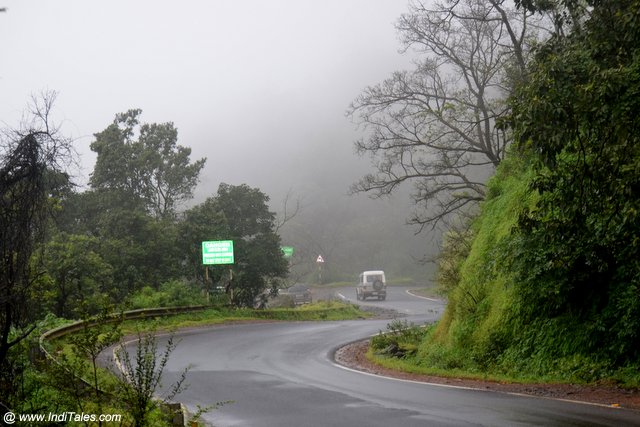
[334, 339, 640, 411]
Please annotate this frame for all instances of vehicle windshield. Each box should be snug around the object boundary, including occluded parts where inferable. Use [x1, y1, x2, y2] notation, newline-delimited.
[366, 275, 382, 283]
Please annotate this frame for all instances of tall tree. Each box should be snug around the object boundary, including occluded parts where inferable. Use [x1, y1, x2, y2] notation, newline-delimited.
[347, 0, 549, 230]
[0, 92, 72, 367]
[90, 109, 206, 219]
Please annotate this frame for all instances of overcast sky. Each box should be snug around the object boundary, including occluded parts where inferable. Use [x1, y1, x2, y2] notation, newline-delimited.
[1, 0, 417, 206]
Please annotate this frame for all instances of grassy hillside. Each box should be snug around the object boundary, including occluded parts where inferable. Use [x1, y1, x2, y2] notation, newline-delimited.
[416, 153, 538, 377]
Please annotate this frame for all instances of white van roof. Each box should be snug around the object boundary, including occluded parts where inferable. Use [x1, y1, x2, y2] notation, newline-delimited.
[362, 270, 385, 275]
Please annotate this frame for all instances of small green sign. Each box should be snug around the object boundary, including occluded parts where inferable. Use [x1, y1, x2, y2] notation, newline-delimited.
[202, 240, 234, 265]
[281, 246, 294, 258]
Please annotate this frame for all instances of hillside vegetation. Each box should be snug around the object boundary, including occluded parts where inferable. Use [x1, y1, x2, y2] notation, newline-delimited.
[403, 1, 640, 386]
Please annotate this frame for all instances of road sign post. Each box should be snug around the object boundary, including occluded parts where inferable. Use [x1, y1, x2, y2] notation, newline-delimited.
[281, 246, 294, 259]
[316, 254, 324, 284]
[202, 240, 235, 302]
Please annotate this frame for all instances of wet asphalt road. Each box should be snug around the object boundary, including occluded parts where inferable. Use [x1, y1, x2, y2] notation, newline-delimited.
[125, 286, 640, 426]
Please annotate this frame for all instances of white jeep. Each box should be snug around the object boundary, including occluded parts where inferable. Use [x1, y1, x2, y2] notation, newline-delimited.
[356, 270, 386, 301]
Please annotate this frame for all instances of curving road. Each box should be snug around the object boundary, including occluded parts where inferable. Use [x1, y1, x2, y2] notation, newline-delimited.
[127, 286, 639, 426]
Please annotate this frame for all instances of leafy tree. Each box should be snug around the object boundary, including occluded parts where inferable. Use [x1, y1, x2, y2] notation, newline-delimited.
[347, 0, 550, 229]
[90, 109, 206, 219]
[214, 184, 289, 307]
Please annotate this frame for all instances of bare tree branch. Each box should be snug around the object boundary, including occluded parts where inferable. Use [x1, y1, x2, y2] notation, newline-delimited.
[275, 189, 303, 233]
[347, 0, 551, 229]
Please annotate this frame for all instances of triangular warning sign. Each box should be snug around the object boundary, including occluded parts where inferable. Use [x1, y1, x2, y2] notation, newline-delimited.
[316, 255, 325, 263]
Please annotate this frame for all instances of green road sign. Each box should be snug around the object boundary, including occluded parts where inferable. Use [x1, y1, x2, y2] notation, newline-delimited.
[281, 246, 294, 258]
[202, 240, 234, 265]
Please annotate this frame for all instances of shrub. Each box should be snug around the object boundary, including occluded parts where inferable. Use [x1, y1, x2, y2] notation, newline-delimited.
[128, 280, 206, 309]
[371, 320, 428, 359]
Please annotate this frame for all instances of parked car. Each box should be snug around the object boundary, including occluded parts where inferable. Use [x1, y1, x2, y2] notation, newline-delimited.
[281, 283, 312, 305]
[356, 270, 386, 301]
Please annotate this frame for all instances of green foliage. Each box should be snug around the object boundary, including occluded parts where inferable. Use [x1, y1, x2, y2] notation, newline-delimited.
[371, 320, 427, 359]
[1, 314, 76, 414]
[104, 217, 182, 293]
[420, 152, 535, 369]
[128, 280, 207, 309]
[434, 222, 473, 297]
[36, 233, 114, 318]
[507, 0, 640, 366]
[55, 191, 187, 297]
[66, 310, 122, 415]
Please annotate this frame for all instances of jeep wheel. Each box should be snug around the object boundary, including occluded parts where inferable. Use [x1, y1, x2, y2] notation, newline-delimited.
[373, 280, 383, 291]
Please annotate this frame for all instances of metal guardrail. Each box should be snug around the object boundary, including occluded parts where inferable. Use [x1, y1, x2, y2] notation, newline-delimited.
[39, 305, 209, 342]
[38, 305, 209, 426]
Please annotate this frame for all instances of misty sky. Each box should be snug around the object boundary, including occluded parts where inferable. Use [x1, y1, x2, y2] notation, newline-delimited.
[1, 0, 417, 206]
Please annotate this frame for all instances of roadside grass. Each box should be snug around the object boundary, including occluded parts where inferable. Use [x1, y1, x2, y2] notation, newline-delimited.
[251, 300, 369, 321]
[365, 347, 640, 387]
[364, 319, 640, 387]
[366, 348, 552, 385]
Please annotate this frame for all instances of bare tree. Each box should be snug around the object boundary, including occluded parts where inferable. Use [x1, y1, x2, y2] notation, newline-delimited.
[0, 91, 73, 367]
[347, 0, 549, 230]
[274, 189, 303, 233]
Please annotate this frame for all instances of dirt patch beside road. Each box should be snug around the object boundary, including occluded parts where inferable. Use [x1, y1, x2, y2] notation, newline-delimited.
[334, 339, 640, 411]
